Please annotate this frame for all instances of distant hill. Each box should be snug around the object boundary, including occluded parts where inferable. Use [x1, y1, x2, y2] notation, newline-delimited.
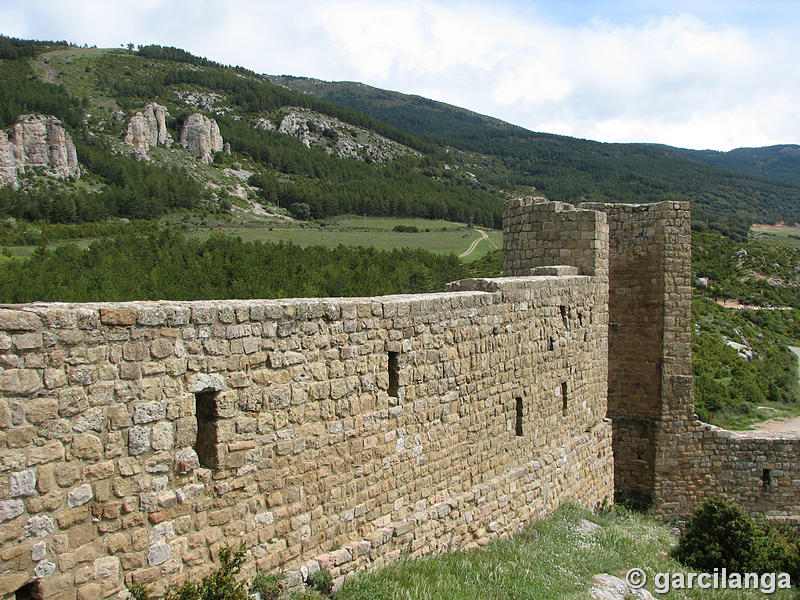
[1, 35, 799, 239]
[0, 38, 505, 228]
[270, 76, 800, 238]
[666, 144, 800, 187]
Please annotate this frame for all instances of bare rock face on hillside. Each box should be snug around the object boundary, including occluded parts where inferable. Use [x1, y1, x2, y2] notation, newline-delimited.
[253, 117, 275, 131]
[0, 114, 80, 189]
[276, 110, 415, 163]
[124, 103, 173, 154]
[175, 91, 229, 115]
[0, 131, 17, 186]
[180, 113, 223, 164]
[278, 112, 314, 148]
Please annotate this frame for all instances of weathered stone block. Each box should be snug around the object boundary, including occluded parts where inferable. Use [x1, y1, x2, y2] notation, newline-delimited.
[99, 309, 136, 326]
[10, 469, 36, 497]
[0, 499, 25, 522]
[25, 398, 58, 424]
[24, 515, 54, 537]
[151, 422, 174, 451]
[71, 434, 103, 460]
[128, 426, 150, 456]
[147, 543, 170, 566]
[133, 401, 166, 424]
[33, 559, 56, 579]
[67, 484, 93, 508]
[93, 555, 120, 579]
[0, 369, 42, 396]
[0, 310, 42, 331]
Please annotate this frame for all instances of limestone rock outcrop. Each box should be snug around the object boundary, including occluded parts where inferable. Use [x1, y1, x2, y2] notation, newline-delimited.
[0, 115, 80, 189]
[277, 110, 413, 163]
[253, 117, 275, 131]
[180, 113, 223, 164]
[123, 103, 173, 153]
[278, 112, 313, 148]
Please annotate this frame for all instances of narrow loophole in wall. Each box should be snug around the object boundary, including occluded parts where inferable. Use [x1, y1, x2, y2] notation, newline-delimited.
[195, 390, 222, 469]
[762, 469, 773, 488]
[15, 582, 42, 600]
[560, 305, 569, 328]
[561, 382, 568, 416]
[388, 351, 400, 398]
[515, 398, 523, 436]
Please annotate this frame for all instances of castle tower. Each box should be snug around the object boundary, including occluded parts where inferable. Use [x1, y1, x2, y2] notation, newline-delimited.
[581, 201, 693, 506]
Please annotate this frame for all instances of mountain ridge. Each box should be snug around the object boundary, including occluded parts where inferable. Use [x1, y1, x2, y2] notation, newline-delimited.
[1, 36, 799, 239]
[268, 74, 800, 237]
[270, 74, 800, 187]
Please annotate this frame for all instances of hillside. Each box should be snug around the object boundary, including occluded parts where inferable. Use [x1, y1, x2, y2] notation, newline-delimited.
[0, 35, 799, 240]
[0, 38, 506, 229]
[668, 144, 800, 188]
[269, 75, 800, 238]
[2, 36, 800, 238]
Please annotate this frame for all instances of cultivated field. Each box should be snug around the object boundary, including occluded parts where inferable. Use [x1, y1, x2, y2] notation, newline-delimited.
[184, 216, 502, 262]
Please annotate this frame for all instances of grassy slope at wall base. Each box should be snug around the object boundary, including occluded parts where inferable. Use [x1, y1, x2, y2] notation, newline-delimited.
[335, 504, 795, 600]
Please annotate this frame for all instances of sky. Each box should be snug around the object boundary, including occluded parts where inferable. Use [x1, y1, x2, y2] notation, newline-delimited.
[2, 0, 799, 151]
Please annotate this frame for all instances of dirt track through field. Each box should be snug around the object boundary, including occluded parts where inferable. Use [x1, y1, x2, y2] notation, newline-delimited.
[711, 298, 791, 310]
[458, 229, 488, 258]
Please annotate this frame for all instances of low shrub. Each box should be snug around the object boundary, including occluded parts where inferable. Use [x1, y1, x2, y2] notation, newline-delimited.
[673, 497, 800, 579]
[128, 546, 248, 600]
[250, 572, 282, 600]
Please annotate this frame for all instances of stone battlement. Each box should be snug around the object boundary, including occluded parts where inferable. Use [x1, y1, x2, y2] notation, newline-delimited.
[0, 197, 797, 600]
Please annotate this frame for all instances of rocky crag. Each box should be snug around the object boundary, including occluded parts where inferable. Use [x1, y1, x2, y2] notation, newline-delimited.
[180, 113, 223, 164]
[277, 109, 417, 163]
[0, 115, 80, 189]
[123, 103, 173, 156]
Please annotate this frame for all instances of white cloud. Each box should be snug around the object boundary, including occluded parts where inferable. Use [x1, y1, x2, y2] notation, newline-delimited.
[311, 2, 800, 149]
[2, 0, 799, 149]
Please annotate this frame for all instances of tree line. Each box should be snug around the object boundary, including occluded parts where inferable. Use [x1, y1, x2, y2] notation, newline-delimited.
[0, 78, 86, 128]
[0, 231, 469, 303]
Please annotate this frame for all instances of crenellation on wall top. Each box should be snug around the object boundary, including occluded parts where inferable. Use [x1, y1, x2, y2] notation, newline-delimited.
[503, 197, 609, 278]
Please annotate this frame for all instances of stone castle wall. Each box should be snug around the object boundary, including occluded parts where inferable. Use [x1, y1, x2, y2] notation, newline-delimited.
[581, 201, 800, 519]
[0, 200, 613, 599]
[653, 425, 800, 519]
[2, 195, 799, 600]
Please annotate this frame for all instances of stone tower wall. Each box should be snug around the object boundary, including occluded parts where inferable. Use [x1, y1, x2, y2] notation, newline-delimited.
[579, 201, 691, 504]
[503, 197, 608, 278]
[583, 200, 800, 519]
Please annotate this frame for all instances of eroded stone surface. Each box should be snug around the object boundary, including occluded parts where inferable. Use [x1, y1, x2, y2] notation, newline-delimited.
[124, 103, 173, 155]
[180, 113, 223, 164]
[0, 114, 80, 188]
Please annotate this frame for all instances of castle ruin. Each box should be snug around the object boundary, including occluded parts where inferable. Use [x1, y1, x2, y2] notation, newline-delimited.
[0, 197, 797, 599]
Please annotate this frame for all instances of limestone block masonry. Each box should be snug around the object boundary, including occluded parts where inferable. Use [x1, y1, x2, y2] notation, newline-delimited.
[0, 197, 796, 600]
[0, 199, 615, 599]
[580, 201, 800, 521]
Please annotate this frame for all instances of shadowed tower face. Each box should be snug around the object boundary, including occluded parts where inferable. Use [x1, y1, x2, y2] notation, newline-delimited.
[582, 201, 694, 507]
